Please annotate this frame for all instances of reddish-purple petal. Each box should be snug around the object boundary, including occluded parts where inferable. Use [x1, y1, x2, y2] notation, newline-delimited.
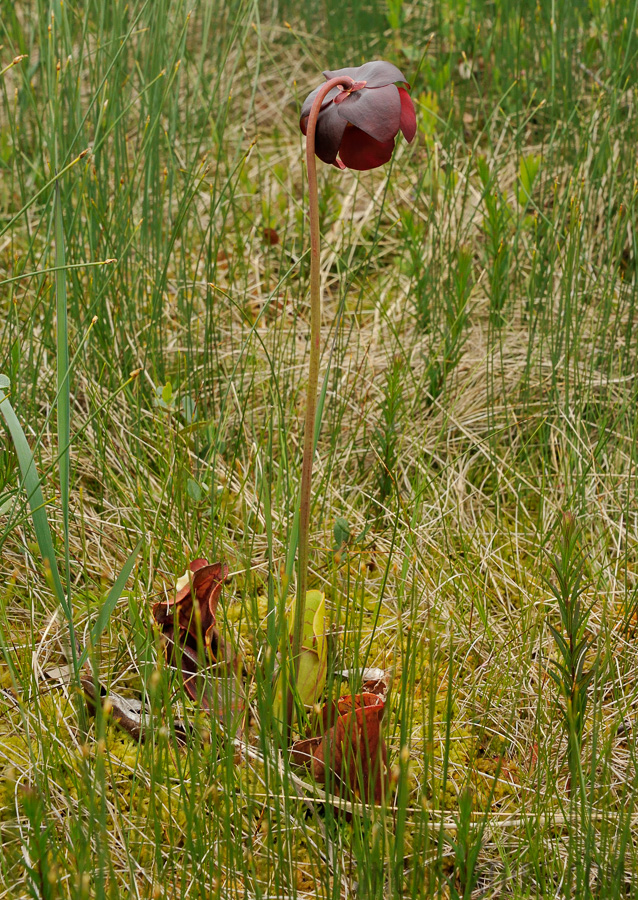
[337, 83, 401, 143]
[299, 84, 341, 131]
[338, 126, 395, 170]
[322, 64, 367, 83]
[312, 103, 348, 165]
[398, 87, 417, 142]
[324, 60, 409, 89]
[356, 60, 410, 88]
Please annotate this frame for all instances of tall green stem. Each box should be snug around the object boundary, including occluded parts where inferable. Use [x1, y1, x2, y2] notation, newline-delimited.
[287, 75, 354, 735]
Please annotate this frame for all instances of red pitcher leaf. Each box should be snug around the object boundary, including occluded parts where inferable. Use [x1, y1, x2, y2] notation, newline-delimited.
[161, 624, 244, 726]
[153, 560, 242, 723]
[320, 691, 384, 732]
[155, 558, 211, 618]
[153, 560, 229, 659]
[191, 561, 228, 612]
[339, 691, 384, 713]
[176, 557, 210, 597]
[179, 646, 243, 720]
[290, 735, 324, 780]
[291, 692, 388, 805]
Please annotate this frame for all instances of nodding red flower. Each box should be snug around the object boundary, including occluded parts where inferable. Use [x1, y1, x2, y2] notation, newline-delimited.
[300, 60, 417, 171]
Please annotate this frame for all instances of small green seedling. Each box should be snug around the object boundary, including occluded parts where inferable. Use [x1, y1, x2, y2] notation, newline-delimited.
[546, 512, 598, 792]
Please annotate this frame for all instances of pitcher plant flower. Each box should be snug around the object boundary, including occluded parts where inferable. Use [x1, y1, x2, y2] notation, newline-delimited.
[300, 60, 417, 170]
[287, 61, 416, 737]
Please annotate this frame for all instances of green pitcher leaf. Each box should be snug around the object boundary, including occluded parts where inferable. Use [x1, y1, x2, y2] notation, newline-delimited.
[273, 590, 328, 725]
[295, 589, 324, 650]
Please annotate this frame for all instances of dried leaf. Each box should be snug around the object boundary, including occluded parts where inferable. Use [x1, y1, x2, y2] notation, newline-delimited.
[337, 666, 388, 685]
[43, 665, 188, 743]
[262, 227, 280, 245]
[81, 677, 153, 741]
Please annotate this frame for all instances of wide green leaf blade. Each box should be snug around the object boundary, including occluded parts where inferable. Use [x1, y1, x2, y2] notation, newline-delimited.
[0, 377, 66, 612]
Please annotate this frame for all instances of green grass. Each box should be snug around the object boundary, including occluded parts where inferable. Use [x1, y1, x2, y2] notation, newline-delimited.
[2, 0, 638, 896]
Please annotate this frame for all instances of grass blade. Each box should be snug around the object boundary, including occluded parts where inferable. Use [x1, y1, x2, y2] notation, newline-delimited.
[78, 539, 144, 671]
[54, 180, 71, 598]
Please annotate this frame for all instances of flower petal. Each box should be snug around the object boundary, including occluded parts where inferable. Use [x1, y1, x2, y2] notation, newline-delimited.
[313, 103, 348, 165]
[299, 84, 341, 132]
[338, 126, 395, 170]
[324, 59, 409, 89]
[322, 64, 367, 83]
[398, 87, 417, 142]
[337, 83, 401, 143]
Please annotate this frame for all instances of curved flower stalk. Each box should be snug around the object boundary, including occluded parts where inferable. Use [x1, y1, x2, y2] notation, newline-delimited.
[288, 61, 416, 734]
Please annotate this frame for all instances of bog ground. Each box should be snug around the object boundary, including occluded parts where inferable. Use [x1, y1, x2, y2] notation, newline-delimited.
[2, 1, 638, 897]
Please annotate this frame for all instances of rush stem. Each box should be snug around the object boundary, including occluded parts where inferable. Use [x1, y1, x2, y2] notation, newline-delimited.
[286, 75, 354, 739]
